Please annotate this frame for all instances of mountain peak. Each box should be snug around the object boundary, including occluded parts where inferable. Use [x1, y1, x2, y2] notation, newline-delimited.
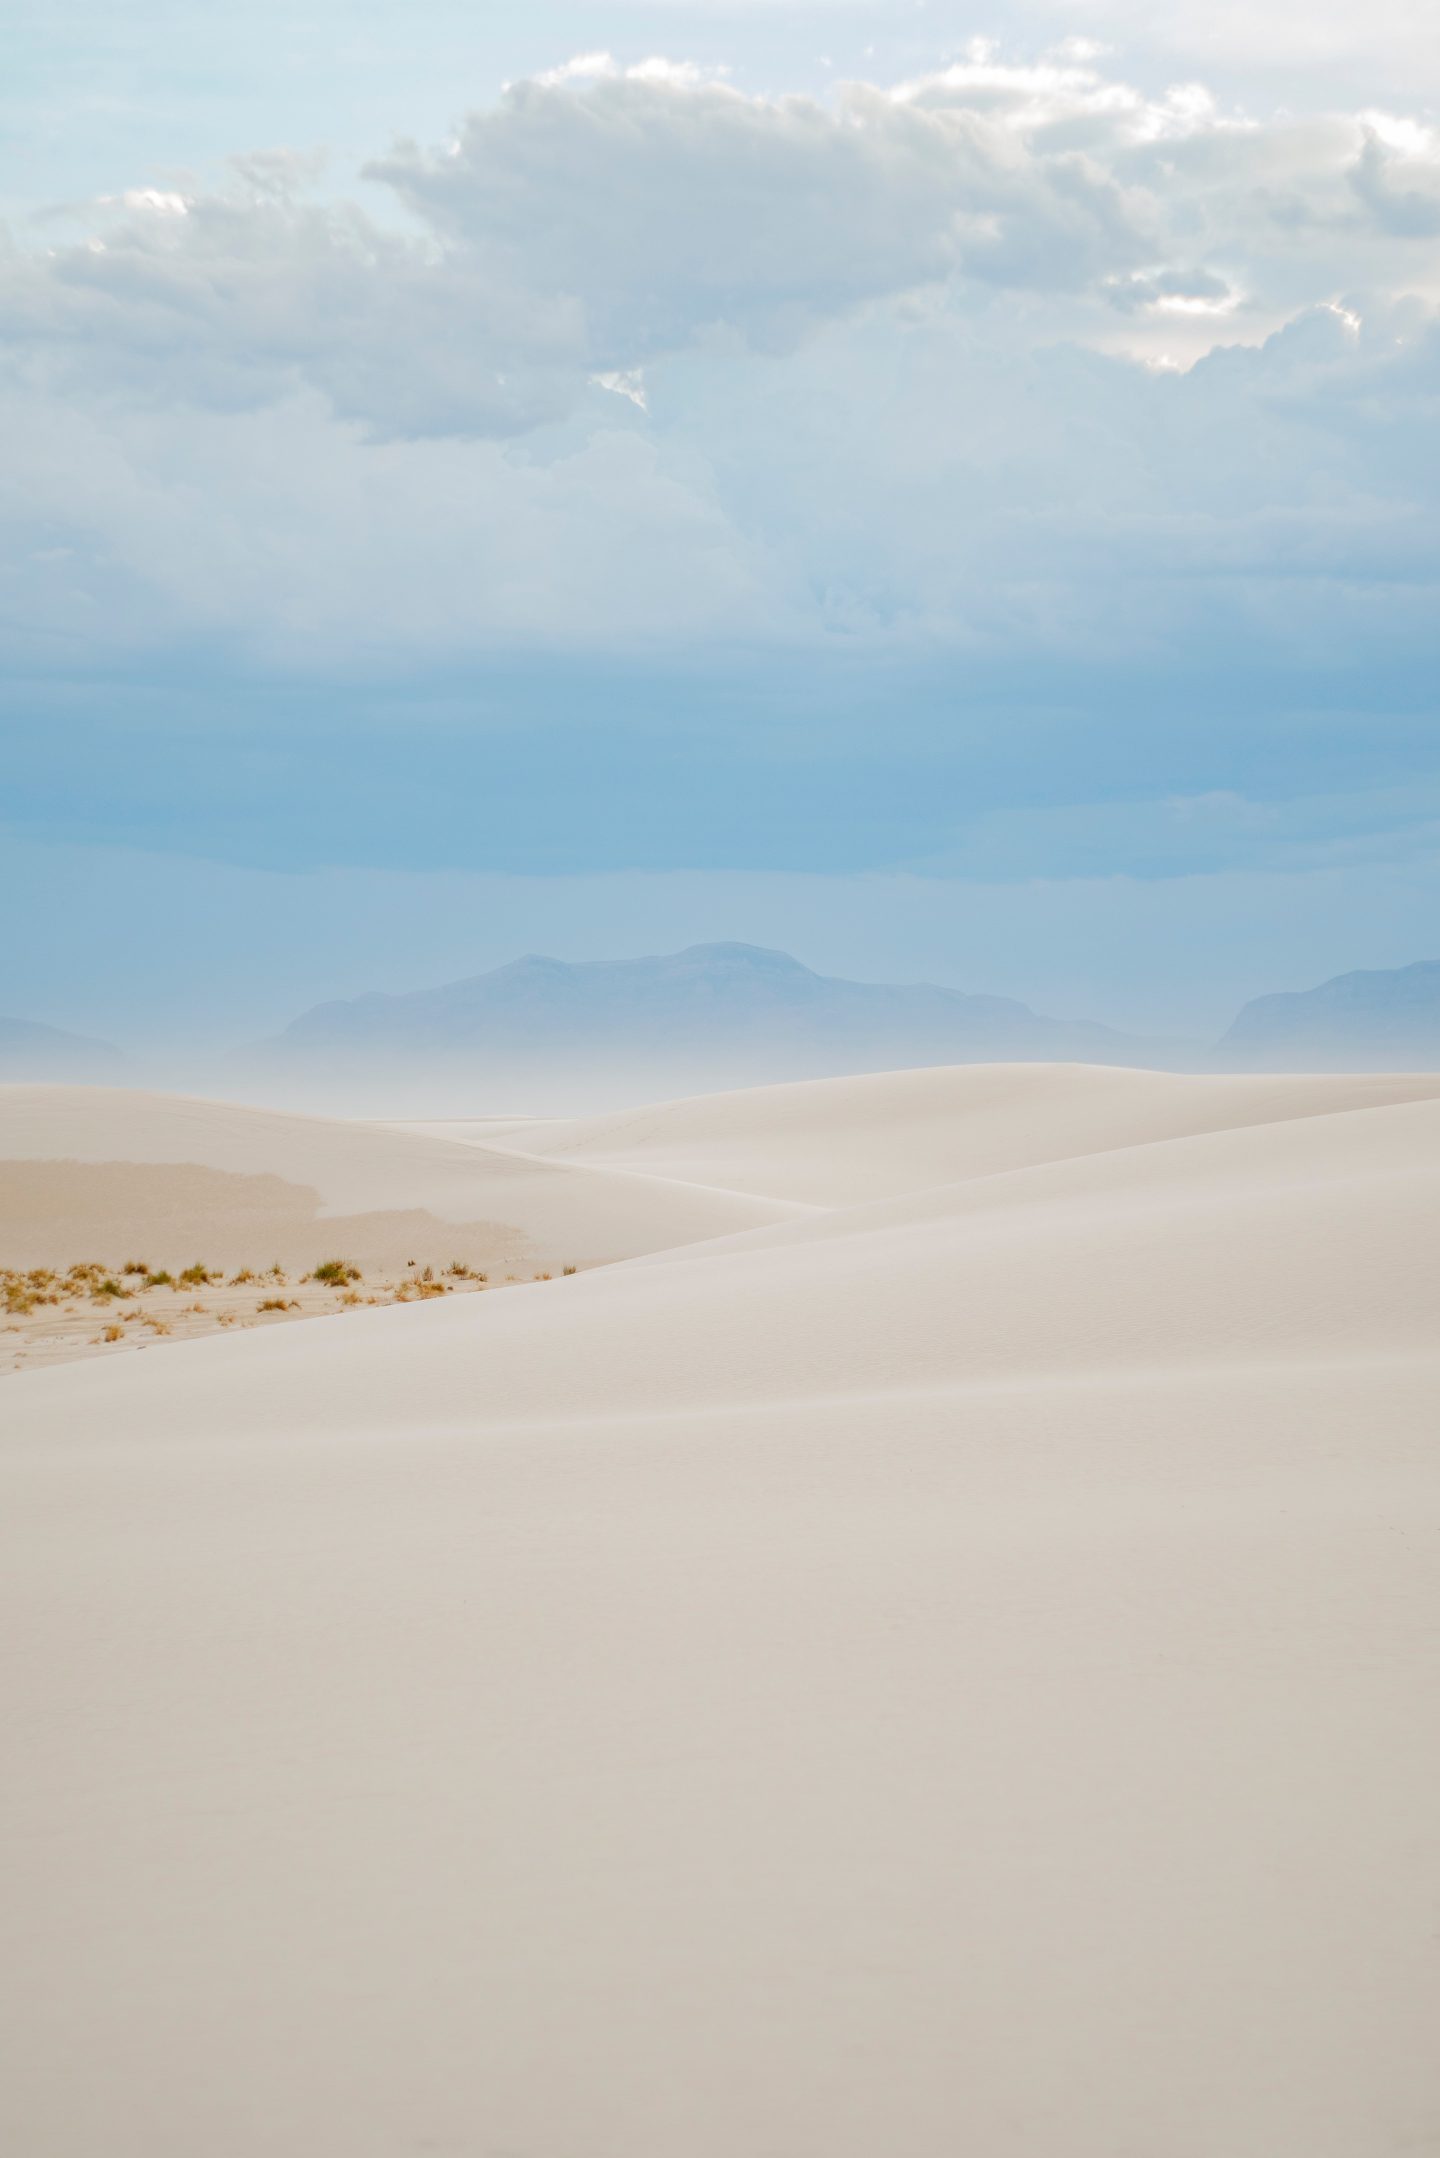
[263, 943, 1168, 1105]
[1218, 958, 1440, 1069]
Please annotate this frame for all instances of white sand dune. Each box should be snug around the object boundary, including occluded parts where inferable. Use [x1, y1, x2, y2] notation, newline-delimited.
[0, 1084, 788, 1273]
[2, 1065, 1438, 2155]
[443, 1060, 1440, 1204]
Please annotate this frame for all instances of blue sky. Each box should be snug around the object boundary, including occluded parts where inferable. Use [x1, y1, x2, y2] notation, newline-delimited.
[2, 0, 1437, 1051]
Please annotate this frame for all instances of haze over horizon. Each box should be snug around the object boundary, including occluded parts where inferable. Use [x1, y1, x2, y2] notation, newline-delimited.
[4, 0, 1439, 1044]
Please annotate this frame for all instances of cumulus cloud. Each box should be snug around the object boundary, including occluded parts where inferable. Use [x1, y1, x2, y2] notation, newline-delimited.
[3, 47, 1436, 449]
[0, 47, 1436, 675]
[1350, 131, 1440, 238]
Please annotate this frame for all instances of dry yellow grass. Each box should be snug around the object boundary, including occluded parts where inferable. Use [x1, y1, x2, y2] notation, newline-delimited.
[1, 1251, 559, 1373]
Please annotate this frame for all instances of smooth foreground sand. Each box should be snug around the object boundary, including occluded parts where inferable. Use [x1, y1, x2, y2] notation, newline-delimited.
[3, 1064, 1439, 2155]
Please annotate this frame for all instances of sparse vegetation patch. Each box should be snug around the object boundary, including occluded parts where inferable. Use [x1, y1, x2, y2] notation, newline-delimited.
[5, 1248, 507, 1375]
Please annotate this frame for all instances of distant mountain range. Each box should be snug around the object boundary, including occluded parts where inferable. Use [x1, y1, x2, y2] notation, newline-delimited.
[254, 945, 1440, 1108]
[252, 942, 1183, 1108]
[1218, 960, 1440, 1071]
[0, 1016, 123, 1083]
[13, 951, 1438, 1110]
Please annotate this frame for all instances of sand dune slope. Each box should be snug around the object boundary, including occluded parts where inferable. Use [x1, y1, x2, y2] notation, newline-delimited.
[12, 1090, 1437, 1429]
[461, 1059, 1440, 1205]
[0, 1084, 789, 1273]
[2, 1069, 1438, 2156]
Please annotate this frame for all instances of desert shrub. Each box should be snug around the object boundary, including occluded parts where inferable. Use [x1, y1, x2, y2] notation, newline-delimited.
[145, 1270, 173, 1289]
[230, 1268, 256, 1286]
[122, 1260, 149, 1275]
[101, 1324, 123, 1343]
[178, 1263, 215, 1287]
[93, 1278, 130, 1300]
[562, 1265, 577, 1276]
[257, 1297, 299, 1312]
[311, 1259, 361, 1286]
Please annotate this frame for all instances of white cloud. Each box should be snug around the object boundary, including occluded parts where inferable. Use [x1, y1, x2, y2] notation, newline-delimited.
[0, 48, 1436, 672]
[3, 47, 1435, 450]
[591, 368, 649, 410]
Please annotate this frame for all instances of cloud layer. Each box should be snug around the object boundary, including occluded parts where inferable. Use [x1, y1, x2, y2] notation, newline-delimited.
[1, 48, 1436, 688]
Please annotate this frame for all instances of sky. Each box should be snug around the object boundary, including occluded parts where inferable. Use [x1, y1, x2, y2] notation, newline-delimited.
[2, 0, 1437, 1055]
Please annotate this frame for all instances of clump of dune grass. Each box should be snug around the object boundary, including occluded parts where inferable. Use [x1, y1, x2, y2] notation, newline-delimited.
[15, 1268, 65, 1305]
[310, 1258, 361, 1286]
[392, 1279, 449, 1303]
[121, 1259, 149, 1276]
[4, 1276, 37, 1316]
[100, 1324, 123, 1343]
[229, 1268, 257, 1286]
[92, 1277, 130, 1301]
[144, 1269, 174, 1289]
[178, 1262, 217, 1287]
[562, 1265, 577, 1276]
[257, 1297, 299, 1313]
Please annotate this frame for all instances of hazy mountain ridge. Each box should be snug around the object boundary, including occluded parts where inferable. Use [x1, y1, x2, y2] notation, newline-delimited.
[249, 947, 1440, 1110]
[261, 942, 1177, 1087]
[1219, 960, 1440, 1070]
[0, 1016, 123, 1082]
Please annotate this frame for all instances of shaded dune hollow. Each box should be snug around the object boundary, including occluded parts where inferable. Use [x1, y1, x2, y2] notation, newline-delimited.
[0, 1159, 534, 1278]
